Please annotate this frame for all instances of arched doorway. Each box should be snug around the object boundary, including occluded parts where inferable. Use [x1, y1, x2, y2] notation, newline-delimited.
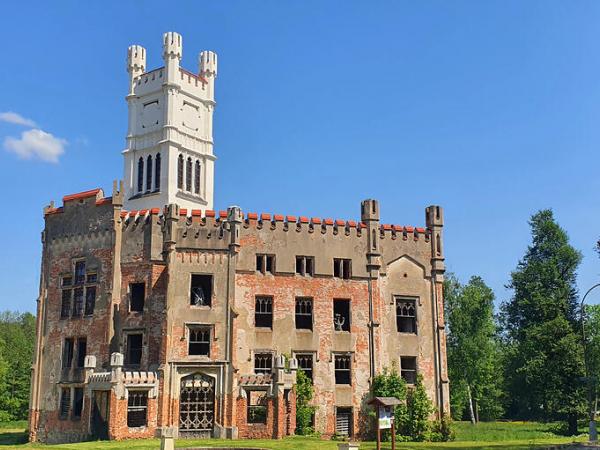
[179, 373, 215, 437]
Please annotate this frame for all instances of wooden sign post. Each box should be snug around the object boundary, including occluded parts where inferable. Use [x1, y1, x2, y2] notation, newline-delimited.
[368, 397, 402, 450]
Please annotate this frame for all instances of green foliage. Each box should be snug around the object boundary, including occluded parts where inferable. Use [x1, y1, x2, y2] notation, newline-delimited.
[0, 311, 36, 421]
[397, 374, 435, 441]
[429, 414, 455, 442]
[500, 210, 585, 432]
[445, 274, 504, 422]
[295, 369, 316, 435]
[371, 365, 408, 441]
[584, 304, 600, 409]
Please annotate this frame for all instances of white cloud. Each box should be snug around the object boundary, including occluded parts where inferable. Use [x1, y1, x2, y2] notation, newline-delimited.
[4, 129, 67, 163]
[0, 111, 37, 127]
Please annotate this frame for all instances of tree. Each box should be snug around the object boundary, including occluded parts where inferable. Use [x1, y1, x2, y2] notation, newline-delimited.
[501, 210, 585, 434]
[398, 375, 435, 441]
[295, 369, 316, 435]
[445, 274, 504, 423]
[371, 365, 408, 440]
[584, 304, 600, 422]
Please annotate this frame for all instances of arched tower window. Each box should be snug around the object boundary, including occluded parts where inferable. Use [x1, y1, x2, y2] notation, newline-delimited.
[186, 157, 192, 192]
[194, 160, 201, 195]
[155, 153, 161, 191]
[137, 157, 144, 193]
[177, 154, 184, 189]
[146, 155, 153, 191]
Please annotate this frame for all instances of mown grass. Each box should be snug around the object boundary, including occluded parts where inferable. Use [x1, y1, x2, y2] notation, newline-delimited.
[0, 421, 587, 450]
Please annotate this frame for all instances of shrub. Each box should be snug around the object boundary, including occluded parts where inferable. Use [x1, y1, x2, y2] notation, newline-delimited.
[295, 369, 316, 435]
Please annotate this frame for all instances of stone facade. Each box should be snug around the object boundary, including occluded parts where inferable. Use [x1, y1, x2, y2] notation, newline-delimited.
[28, 32, 449, 444]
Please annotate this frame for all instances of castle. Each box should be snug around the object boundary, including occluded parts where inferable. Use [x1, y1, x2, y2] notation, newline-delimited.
[28, 32, 449, 443]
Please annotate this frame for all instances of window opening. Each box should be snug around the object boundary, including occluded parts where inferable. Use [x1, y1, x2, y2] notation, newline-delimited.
[127, 390, 148, 427]
[396, 298, 417, 333]
[146, 155, 153, 191]
[130, 283, 145, 312]
[333, 299, 351, 331]
[295, 256, 314, 276]
[400, 356, 417, 384]
[334, 354, 351, 385]
[186, 157, 192, 191]
[155, 153, 161, 190]
[254, 352, 273, 375]
[255, 296, 273, 328]
[247, 390, 267, 424]
[72, 288, 84, 317]
[188, 327, 211, 356]
[256, 254, 274, 274]
[85, 286, 96, 316]
[126, 333, 143, 367]
[333, 258, 351, 279]
[190, 274, 212, 306]
[74, 261, 86, 285]
[62, 338, 74, 368]
[73, 387, 84, 418]
[295, 297, 313, 330]
[177, 154, 184, 189]
[137, 157, 144, 193]
[59, 388, 71, 419]
[296, 353, 313, 380]
[194, 160, 200, 194]
[336, 407, 353, 436]
[61, 289, 71, 319]
[76, 338, 87, 368]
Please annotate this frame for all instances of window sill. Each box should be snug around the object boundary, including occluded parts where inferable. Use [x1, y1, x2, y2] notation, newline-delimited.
[397, 331, 418, 335]
[334, 330, 351, 334]
[255, 328, 273, 332]
[295, 329, 313, 333]
[190, 305, 212, 310]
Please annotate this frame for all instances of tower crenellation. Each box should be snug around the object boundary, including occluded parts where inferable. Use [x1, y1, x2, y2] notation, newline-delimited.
[200, 50, 217, 78]
[163, 31, 183, 59]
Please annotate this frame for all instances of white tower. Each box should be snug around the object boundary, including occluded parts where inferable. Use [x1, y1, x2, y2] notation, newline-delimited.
[123, 32, 217, 211]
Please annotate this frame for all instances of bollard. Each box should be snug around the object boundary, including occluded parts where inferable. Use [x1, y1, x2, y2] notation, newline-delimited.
[338, 442, 360, 450]
[160, 426, 175, 450]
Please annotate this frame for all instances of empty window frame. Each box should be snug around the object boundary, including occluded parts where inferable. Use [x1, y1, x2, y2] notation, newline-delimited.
[73, 387, 84, 418]
[295, 256, 314, 276]
[396, 297, 417, 333]
[130, 283, 145, 312]
[59, 387, 71, 419]
[295, 297, 313, 330]
[255, 296, 273, 329]
[254, 352, 273, 375]
[155, 153, 161, 191]
[125, 333, 143, 367]
[247, 390, 267, 424]
[333, 299, 351, 332]
[188, 326, 211, 356]
[76, 338, 87, 368]
[74, 261, 86, 285]
[127, 390, 149, 427]
[334, 354, 351, 385]
[190, 274, 212, 307]
[146, 155, 153, 191]
[335, 407, 353, 436]
[333, 258, 351, 279]
[62, 338, 74, 369]
[400, 356, 417, 384]
[62, 275, 72, 287]
[194, 160, 201, 194]
[137, 157, 144, 193]
[85, 286, 96, 316]
[72, 288, 84, 317]
[186, 157, 193, 191]
[296, 353, 314, 381]
[256, 254, 275, 275]
[177, 154, 184, 189]
[61, 289, 72, 319]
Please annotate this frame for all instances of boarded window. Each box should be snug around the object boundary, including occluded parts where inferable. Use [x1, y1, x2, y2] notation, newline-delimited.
[247, 390, 267, 424]
[255, 296, 273, 328]
[188, 327, 210, 356]
[190, 274, 212, 307]
[296, 353, 313, 380]
[126, 334, 143, 367]
[295, 297, 313, 330]
[400, 356, 417, 384]
[127, 390, 148, 427]
[295, 256, 314, 276]
[73, 387, 84, 418]
[335, 407, 353, 436]
[254, 353, 272, 375]
[76, 338, 87, 368]
[74, 261, 86, 285]
[256, 254, 274, 275]
[333, 258, 351, 279]
[62, 338, 74, 368]
[85, 286, 96, 316]
[396, 298, 416, 333]
[59, 387, 71, 419]
[130, 283, 145, 312]
[334, 354, 351, 385]
[61, 290, 71, 319]
[333, 299, 351, 332]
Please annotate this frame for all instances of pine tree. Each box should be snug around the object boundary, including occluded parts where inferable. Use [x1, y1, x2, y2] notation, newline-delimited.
[501, 210, 585, 434]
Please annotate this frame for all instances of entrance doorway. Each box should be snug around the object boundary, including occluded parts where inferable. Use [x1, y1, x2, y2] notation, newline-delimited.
[91, 390, 109, 440]
[179, 373, 215, 438]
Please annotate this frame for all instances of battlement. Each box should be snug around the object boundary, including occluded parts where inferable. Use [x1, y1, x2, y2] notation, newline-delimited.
[163, 31, 182, 59]
[44, 183, 122, 217]
[127, 45, 146, 74]
[200, 50, 217, 78]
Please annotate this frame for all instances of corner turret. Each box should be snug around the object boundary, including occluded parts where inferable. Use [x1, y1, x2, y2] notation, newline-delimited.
[200, 51, 217, 78]
[163, 32, 182, 83]
[127, 45, 146, 94]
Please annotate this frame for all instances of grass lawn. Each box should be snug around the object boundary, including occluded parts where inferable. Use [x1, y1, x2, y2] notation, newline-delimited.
[0, 421, 587, 450]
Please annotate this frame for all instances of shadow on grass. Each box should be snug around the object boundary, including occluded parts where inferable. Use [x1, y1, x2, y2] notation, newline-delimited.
[0, 430, 28, 446]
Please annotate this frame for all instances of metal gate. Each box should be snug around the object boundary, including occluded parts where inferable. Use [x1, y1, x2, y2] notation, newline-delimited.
[179, 373, 215, 437]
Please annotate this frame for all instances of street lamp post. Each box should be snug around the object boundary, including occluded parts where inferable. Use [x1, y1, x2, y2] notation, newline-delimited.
[581, 283, 600, 442]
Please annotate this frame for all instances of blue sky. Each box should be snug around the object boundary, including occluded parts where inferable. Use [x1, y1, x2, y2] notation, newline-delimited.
[1, 1, 600, 312]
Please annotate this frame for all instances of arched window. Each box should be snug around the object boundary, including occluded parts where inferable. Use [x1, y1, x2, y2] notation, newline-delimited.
[137, 157, 144, 193]
[155, 153, 161, 191]
[146, 155, 152, 191]
[177, 154, 184, 189]
[194, 160, 200, 194]
[186, 157, 192, 191]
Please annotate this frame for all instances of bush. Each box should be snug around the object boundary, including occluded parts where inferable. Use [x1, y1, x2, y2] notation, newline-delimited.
[429, 414, 455, 442]
[397, 374, 434, 441]
[295, 369, 316, 435]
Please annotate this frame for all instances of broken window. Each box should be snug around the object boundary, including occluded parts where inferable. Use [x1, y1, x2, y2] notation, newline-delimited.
[295, 297, 313, 330]
[396, 298, 417, 333]
[190, 274, 212, 307]
[333, 258, 351, 279]
[254, 353, 273, 375]
[85, 286, 96, 316]
[61, 289, 71, 319]
[335, 407, 353, 436]
[255, 296, 273, 329]
[296, 353, 313, 381]
[73, 387, 84, 418]
[130, 283, 145, 312]
[59, 387, 71, 419]
[76, 338, 87, 368]
[247, 390, 267, 424]
[334, 354, 351, 385]
[72, 288, 84, 317]
[127, 390, 148, 427]
[188, 327, 210, 356]
[400, 356, 417, 384]
[333, 299, 351, 332]
[74, 261, 86, 285]
[295, 256, 314, 276]
[256, 254, 274, 275]
[125, 333, 143, 367]
[62, 338, 74, 369]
